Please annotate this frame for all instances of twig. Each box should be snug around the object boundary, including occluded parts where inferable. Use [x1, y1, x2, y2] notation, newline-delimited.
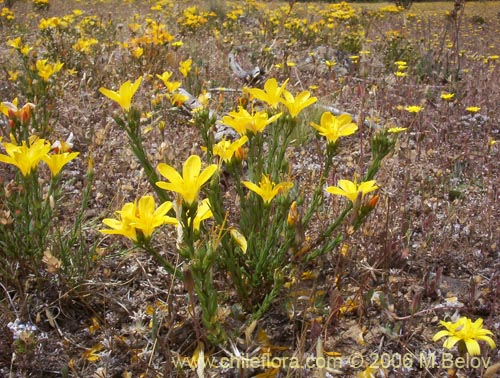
[386, 303, 463, 321]
[0, 282, 19, 318]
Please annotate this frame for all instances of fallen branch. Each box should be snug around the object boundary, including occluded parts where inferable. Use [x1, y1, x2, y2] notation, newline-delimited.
[228, 51, 265, 86]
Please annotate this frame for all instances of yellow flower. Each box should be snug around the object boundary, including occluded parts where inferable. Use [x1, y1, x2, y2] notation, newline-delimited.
[42, 151, 79, 177]
[325, 60, 336, 68]
[128, 22, 141, 33]
[394, 71, 407, 77]
[21, 45, 32, 56]
[230, 228, 247, 253]
[440, 92, 455, 101]
[326, 179, 378, 203]
[190, 198, 213, 231]
[387, 127, 407, 133]
[72, 38, 98, 54]
[156, 155, 218, 205]
[0, 98, 35, 122]
[0, 137, 51, 176]
[433, 317, 496, 356]
[280, 89, 317, 118]
[131, 196, 177, 239]
[466, 106, 480, 113]
[82, 343, 103, 363]
[131, 47, 144, 59]
[179, 58, 192, 77]
[287, 201, 299, 226]
[310, 112, 358, 145]
[242, 174, 293, 204]
[196, 90, 211, 109]
[156, 71, 181, 93]
[168, 92, 188, 107]
[100, 196, 176, 242]
[6, 37, 31, 55]
[210, 136, 248, 163]
[221, 106, 282, 136]
[35, 59, 64, 82]
[243, 78, 289, 108]
[8, 70, 19, 81]
[6, 37, 22, 49]
[99, 76, 142, 111]
[405, 105, 423, 113]
[394, 60, 407, 70]
[357, 360, 386, 378]
[100, 202, 138, 241]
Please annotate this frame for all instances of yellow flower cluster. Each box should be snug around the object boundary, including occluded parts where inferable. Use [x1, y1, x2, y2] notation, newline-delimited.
[72, 37, 99, 54]
[101, 155, 217, 242]
[36, 59, 64, 82]
[101, 196, 177, 243]
[177, 6, 215, 30]
[0, 135, 78, 177]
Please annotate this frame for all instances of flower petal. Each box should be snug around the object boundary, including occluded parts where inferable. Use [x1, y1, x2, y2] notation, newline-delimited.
[157, 163, 183, 185]
[464, 339, 481, 356]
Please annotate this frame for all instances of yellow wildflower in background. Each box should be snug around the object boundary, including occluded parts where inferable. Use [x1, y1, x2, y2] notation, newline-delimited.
[0, 6, 15, 21]
[8, 70, 19, 81]
[156, 155, 218, 205]
[82, 343, 103, 363]
[310, 112, 358, 145]
[440, 92, 455, 101]
[6, 37, 22, 49]
[433, 316, 496, 356]
[244, 78, 289, 108]
[33, 0, 50, 9]
[326, 179, 378, 203]
[6, 37, 31, 55]
[466, 106, 480, 113]
[36, 59, 64, 81]
[99, 76, 142, 111]
[394, 60, 407, 69]
[387, 127, 407, 133]
[156, 71, 181, 93]
[242, 174, 293, 204]
[168, 92, 188, 107]
[324, 60, 336, 69]
[72, 38, 98, 54]
[131, 47, 144, 59]
[405, 105, 423, 113]
[179, 58, 192, 77]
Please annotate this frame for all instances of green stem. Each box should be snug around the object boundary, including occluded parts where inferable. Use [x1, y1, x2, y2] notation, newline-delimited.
[142, 243, 183, 280]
